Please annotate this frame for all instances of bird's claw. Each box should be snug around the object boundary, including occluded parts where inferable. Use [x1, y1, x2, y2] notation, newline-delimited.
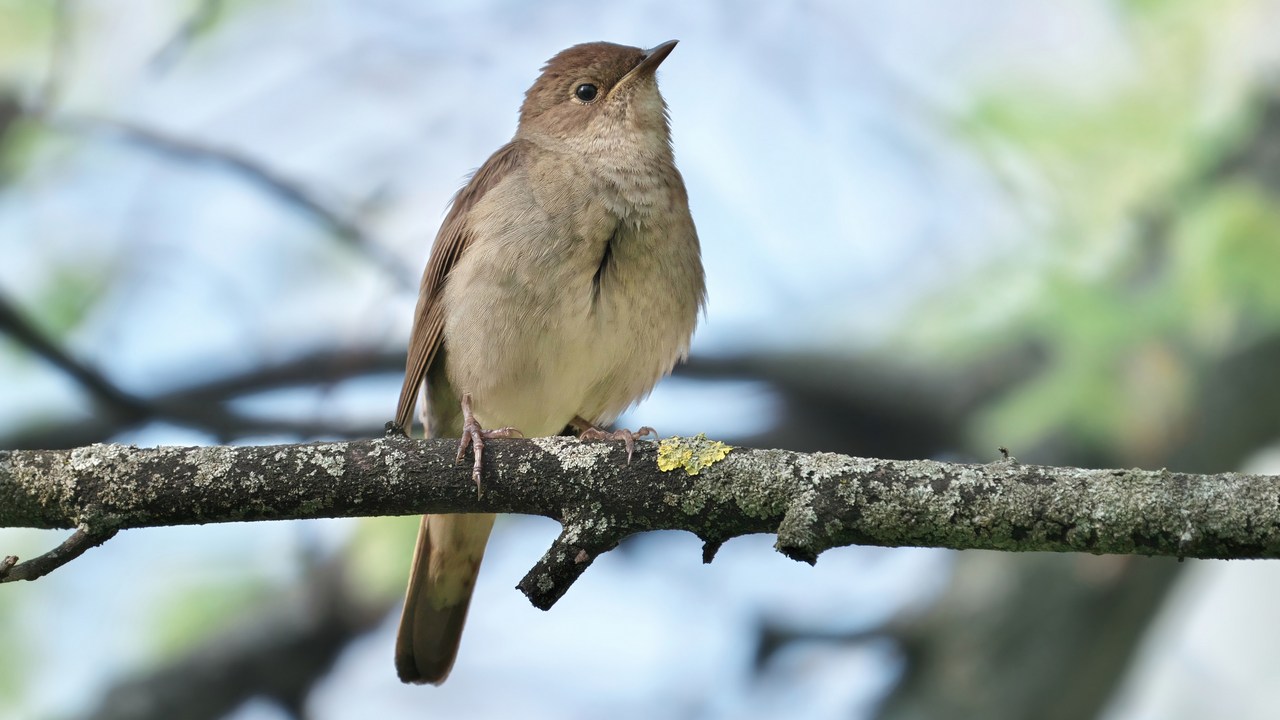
[456, 393, 521, 495]
[578, 425, 656, 463]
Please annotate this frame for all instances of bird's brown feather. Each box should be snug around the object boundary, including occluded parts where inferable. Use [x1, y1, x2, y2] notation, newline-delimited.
[394, 140, 530, 431]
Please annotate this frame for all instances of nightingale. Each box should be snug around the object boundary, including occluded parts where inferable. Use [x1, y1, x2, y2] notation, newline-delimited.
[392, 40, 705, 685]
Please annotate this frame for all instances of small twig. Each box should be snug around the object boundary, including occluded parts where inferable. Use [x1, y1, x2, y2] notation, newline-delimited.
[0, 527, 118, 583]
[701, 537, 725, 563]
[517, 519, 625, 611]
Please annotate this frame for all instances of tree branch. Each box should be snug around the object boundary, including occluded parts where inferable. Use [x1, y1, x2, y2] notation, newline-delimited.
[2, 437, 1277, 608]
[0, 525, 117, 582]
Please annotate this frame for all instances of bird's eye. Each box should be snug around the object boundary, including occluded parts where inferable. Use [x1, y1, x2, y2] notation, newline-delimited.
[574, 83, 598, 102]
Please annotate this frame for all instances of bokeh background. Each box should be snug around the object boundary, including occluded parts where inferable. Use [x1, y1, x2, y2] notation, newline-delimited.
[4, 1, 1280, 718]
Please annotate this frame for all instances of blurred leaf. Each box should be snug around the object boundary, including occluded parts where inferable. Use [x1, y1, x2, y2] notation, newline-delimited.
[906, 0, 1280, 467]
[149, 574, 275, 658]
[27, 265, 110, 337]
[345, 515, 420, 603]
[0, 1, 56, 82]
[1176, 182, 1280, 330]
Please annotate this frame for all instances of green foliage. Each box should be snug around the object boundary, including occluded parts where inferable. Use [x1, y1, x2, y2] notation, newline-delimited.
[347, 515, 422, 600]
[1177, 183, 1280, 324]
[27, 265, 109, 336]
[0, 577, 28, 709]
[0, 1, 56, 83]
[149, 575, 276, 658]
[909, 0, 1280, 463]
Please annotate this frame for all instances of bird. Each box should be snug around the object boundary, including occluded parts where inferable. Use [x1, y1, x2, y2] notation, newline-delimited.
[391, 40, 706, 685]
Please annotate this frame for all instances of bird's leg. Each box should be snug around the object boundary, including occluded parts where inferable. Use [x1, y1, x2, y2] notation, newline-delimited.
[570, 415, 656, 463]
[456, 392, 522, 494]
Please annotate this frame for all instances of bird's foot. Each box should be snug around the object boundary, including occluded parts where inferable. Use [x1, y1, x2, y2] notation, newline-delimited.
[456, 393, 522, 495]
[572, 416, 655, 463]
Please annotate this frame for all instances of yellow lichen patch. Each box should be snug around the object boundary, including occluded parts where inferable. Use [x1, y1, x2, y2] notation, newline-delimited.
[657, 434, 732, 476]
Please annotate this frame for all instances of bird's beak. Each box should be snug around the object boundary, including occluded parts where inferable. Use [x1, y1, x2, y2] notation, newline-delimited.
[634, 40, 678, 76]
[611, 40, 678, 97]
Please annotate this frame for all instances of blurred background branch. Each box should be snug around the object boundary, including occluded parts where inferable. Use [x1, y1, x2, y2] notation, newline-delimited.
[83, 555, 389, 720]
[37, 112, 415, 290]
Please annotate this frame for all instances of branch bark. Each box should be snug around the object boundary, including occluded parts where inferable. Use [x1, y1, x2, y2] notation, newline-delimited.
[2, 437, 1277, 608]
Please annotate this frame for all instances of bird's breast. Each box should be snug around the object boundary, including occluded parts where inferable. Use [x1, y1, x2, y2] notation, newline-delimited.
[439, 162, 702, 437]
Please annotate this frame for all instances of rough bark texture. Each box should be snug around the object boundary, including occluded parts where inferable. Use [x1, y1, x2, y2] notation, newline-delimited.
[2, 437, 1278, 607]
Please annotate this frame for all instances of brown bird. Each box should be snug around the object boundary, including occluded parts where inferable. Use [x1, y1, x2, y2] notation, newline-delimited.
[392, 40, 705, 684]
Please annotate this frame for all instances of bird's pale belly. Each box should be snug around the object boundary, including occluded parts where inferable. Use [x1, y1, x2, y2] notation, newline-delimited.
[442, 256, 690, 438]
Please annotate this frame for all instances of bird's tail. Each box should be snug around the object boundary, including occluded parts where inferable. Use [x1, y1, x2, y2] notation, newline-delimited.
[395, 512, 496, 684]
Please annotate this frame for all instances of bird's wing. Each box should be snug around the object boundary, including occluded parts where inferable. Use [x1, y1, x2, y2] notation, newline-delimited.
[394, 140, 528, 432]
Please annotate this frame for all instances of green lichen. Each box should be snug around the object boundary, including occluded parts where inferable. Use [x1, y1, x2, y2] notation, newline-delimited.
[657, 434, 732, 476]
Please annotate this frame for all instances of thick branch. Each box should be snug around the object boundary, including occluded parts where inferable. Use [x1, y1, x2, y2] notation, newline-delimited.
[2, 438, 1278, 607]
